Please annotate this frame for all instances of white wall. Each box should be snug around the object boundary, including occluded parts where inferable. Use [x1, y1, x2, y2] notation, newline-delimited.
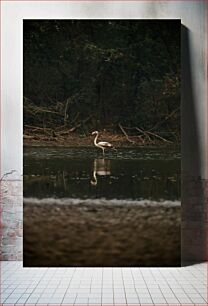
[1, 1, 207, 179]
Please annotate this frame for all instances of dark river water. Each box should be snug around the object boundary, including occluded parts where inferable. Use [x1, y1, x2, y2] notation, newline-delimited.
[24, 146, 180, 200]
[23, 146, 181, 267]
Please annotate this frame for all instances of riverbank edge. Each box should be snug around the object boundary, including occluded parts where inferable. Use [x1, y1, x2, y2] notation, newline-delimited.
[24, 136, 180, 148]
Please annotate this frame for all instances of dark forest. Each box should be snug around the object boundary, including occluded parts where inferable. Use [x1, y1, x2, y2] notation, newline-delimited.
[23, 20, 180, 145]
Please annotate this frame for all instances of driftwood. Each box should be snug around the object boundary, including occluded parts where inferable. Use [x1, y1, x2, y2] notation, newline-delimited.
[64, 99, 70, 125]
[25, 125, 52, 131]
[145, 130, 173, 143]
[123, 126, 173, 144]
[118, 124, 135, 144]
[23, 134, 34, 139]
[55, 124, 67, 131]
[133, 127, 151, 142]
[24, 114, 93, 142]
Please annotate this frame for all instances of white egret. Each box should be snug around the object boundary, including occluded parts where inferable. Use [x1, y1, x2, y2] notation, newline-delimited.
[92, 131, 114, 156]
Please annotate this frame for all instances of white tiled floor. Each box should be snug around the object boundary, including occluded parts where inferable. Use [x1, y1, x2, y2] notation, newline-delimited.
[0, 261, 207, 305]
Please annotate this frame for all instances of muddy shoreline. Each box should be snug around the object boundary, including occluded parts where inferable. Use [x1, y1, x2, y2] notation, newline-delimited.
[24, 131, 178, 148]
[24, 199, 181, 267]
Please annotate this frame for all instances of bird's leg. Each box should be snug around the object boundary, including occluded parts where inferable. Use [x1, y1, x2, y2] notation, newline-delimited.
[112, 146, 118, 156]
[102, 148, 105, 157]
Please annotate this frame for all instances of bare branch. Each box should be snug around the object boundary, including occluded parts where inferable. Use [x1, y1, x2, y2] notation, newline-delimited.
[148, 107, 180, 132]
[118, 124, 135, 144]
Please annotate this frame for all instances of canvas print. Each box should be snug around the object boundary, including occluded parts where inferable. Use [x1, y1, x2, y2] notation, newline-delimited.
[23, 20, 181, 267]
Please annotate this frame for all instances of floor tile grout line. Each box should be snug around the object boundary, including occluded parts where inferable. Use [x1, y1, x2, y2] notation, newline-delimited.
[149, 269, 170, 304]
[168, 268, 205, 303]
[20, 268, 49, 305]
[61, 265, 77, 304]
[140, 269, 154, 305]
[157, 268, 181, 303]
[0, 262, 207, 305]
[130, 267, 141, 305]
[121, 268, 128, 305]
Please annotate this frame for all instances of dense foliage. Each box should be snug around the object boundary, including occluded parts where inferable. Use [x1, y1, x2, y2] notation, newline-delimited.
[24, 20, 180, 142]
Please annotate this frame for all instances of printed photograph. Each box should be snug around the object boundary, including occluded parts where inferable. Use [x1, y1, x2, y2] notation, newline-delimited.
[23, 20, 181, 267]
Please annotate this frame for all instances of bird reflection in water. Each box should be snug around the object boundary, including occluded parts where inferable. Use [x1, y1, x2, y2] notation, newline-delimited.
[90, 158, 111, 186]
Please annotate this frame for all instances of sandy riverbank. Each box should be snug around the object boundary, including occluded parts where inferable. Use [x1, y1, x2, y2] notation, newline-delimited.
[24, 199, 181, 267]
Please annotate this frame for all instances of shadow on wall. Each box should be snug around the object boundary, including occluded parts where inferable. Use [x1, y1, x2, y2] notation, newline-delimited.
[181, 25, 207, 266]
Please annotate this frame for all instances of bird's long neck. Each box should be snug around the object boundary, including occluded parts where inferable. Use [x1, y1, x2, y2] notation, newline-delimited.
[94, 133, 99, 146]
[93, 171, 97, 183]
[91, 171, 97, 186]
